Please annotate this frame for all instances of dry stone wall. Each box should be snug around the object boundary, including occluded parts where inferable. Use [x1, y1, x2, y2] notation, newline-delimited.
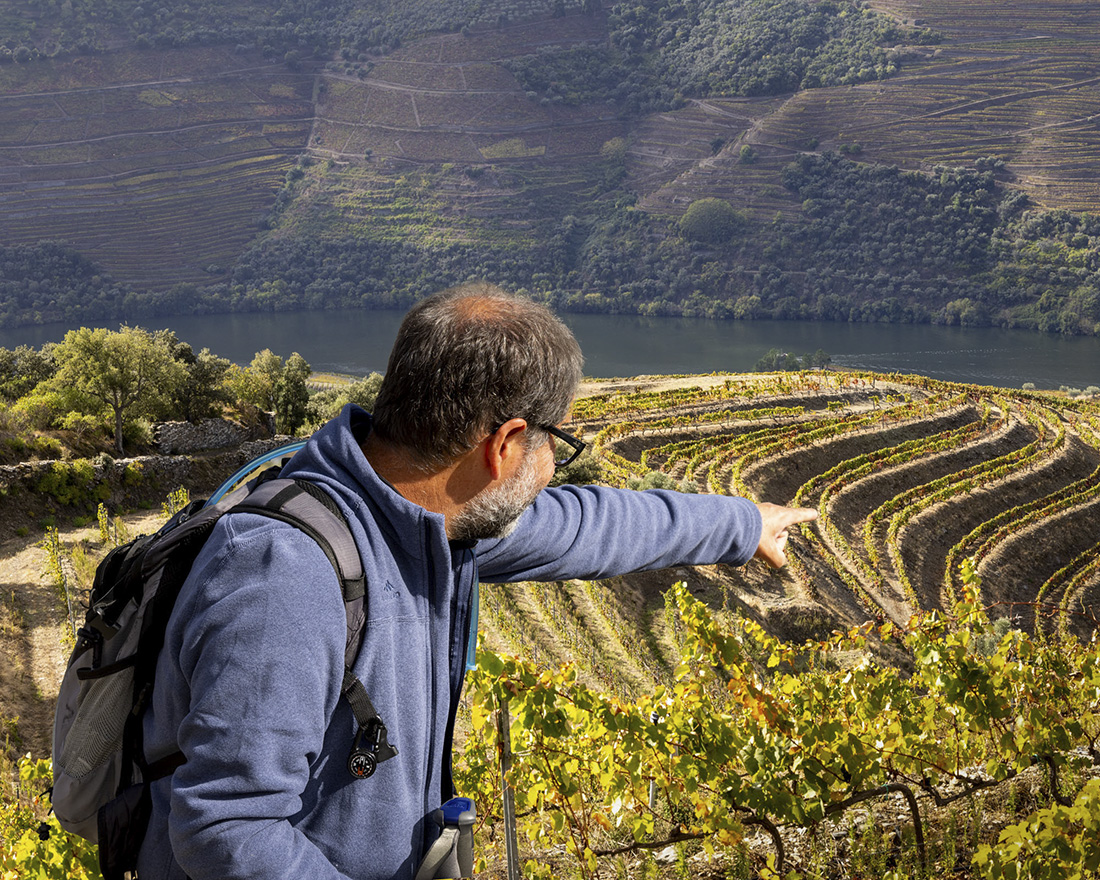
[0, 433, 292, 529]
[154, 416, 276, 454]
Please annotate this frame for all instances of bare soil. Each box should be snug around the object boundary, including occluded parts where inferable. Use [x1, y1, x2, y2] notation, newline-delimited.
[0, 512, 164, 756]
[981, 495, 1100, 636]
[901, 434, 1100, 618]
[746, 403, 979, 504]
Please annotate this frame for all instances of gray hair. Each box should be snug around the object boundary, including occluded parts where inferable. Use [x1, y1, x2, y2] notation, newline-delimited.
[371, 283, 583, 469]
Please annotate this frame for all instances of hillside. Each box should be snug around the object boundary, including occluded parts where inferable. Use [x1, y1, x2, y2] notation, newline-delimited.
[3, 369, 1099, 876]
[6, 371, 1098, 756]
[0, 46, 312, 287]
[472, 373, 1100, 695]
[1, 0, 1100, 334]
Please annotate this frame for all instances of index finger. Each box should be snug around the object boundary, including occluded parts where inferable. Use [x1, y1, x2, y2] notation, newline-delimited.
[783, 506, 818, 525]
[757, 502, 818, 527]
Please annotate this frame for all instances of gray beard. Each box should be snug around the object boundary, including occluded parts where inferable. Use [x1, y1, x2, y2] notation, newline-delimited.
[449, 450, 542, 542]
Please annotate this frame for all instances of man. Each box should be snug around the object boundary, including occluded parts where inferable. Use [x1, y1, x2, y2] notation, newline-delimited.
[138, 283, 816, 880]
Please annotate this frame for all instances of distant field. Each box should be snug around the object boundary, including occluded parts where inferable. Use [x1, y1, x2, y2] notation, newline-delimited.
[781, 0, 1100, 211]
[744, 52, 1100, 211]
[307, 0, 1100, 258]
[629, 0, 1100, 216]
[311, 16, 617, 167]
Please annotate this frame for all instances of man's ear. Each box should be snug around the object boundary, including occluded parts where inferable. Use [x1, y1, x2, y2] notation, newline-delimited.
[484, 418, 528, 481]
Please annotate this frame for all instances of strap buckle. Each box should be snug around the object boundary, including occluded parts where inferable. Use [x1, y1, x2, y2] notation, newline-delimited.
[347, 718, 398, 780]
[435, 797, 476, 828]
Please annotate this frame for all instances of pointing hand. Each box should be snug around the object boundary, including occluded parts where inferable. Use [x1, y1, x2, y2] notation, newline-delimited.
[753, 502, 818, 568]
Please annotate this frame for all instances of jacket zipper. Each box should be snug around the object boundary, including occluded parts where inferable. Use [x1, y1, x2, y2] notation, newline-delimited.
[440, 547, 476, 802]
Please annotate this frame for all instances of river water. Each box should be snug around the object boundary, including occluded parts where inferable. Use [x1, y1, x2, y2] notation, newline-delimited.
[1, 310, 1098, 391]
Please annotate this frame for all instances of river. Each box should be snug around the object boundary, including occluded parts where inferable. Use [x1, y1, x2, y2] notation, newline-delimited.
[1, 310, 1097, 391]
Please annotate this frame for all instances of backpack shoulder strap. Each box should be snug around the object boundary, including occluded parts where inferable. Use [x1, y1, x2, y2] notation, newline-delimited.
[233, 480, 365, 600]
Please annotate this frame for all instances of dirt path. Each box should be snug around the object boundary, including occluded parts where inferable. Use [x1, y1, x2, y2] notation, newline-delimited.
[576, 373, 735, 398]
[0, 512, 164, 756]
[1, 533, 70, 756]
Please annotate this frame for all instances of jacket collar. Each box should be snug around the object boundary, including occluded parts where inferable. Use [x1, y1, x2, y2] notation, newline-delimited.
[282, 404, 453, 556]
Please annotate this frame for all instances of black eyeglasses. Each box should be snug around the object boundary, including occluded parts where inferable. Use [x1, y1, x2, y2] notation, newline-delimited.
[541, 425, 586, 470]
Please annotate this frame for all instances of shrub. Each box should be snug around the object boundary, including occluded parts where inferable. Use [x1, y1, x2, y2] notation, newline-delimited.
[122, 461, 143, 487]
[59, 412, 102, 443]
[34, 459, 106, 506]
[974, 779, 1100, 879]
[0, 755, 98, 879]
[0, 345, 56, 402]
[162, 486, 190, 519]
[121, 418, 153, 451]
[678, 198, 746, 245]
[34, 437, 64, 459]
[625, 470, 698, 493]
[754, 348, 802, 371]
[549, 447, 602, 487]
[305, 373, 383, 430]
[10, 390, 70, 432]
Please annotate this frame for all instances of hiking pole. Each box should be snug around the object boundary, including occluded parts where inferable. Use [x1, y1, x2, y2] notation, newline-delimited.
[648, 711, 659, 810]
[497, 697, 520, 880]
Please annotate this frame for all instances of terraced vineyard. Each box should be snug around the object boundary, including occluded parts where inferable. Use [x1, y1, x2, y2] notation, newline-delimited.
[310, 14, 624, 168]
[0, 46, 312, 288]
[478, 373, 1100, 694]
[4, 0, 1100, 332]
[643, 0, 1100, 215]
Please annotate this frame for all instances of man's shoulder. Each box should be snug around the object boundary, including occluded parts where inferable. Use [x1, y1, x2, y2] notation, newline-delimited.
[184, 510, 342, 602]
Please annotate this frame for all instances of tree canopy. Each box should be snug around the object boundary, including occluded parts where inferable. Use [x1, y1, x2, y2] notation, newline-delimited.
[507, 0, 938, 112]
[276, 352, 312, 435]
[0, 344, 55, 402]
[48, 326, 185, 454]
[223, 348, 313, 434]
[678, 198, 745, 245]
[165, 340, 233, 423]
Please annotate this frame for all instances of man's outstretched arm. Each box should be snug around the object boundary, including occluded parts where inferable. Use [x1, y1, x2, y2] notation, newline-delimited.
[477, 485, 814, 583]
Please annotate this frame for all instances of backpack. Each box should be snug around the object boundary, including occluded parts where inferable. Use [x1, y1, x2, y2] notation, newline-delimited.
[50, 448, 398, 879]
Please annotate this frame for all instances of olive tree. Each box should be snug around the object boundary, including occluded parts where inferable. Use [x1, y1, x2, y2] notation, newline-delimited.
[275, 352, 311, 435]
[166, 341, 232, 422]
[0, 344, 56, 401]
[228, 348, 286, 414]
[305, 372, 383, 431]
[49, 326, 185, 454]
[224, 348, 313, 435]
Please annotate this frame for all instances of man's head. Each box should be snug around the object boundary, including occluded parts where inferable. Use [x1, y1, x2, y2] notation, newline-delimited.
[372, 283, 584, 472]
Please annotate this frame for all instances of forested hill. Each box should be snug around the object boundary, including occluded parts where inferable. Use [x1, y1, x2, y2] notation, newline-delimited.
[1, 0, 1100, 336]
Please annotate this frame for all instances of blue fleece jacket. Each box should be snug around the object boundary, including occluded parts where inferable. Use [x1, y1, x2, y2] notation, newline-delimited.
[137, 405, 762, 880]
